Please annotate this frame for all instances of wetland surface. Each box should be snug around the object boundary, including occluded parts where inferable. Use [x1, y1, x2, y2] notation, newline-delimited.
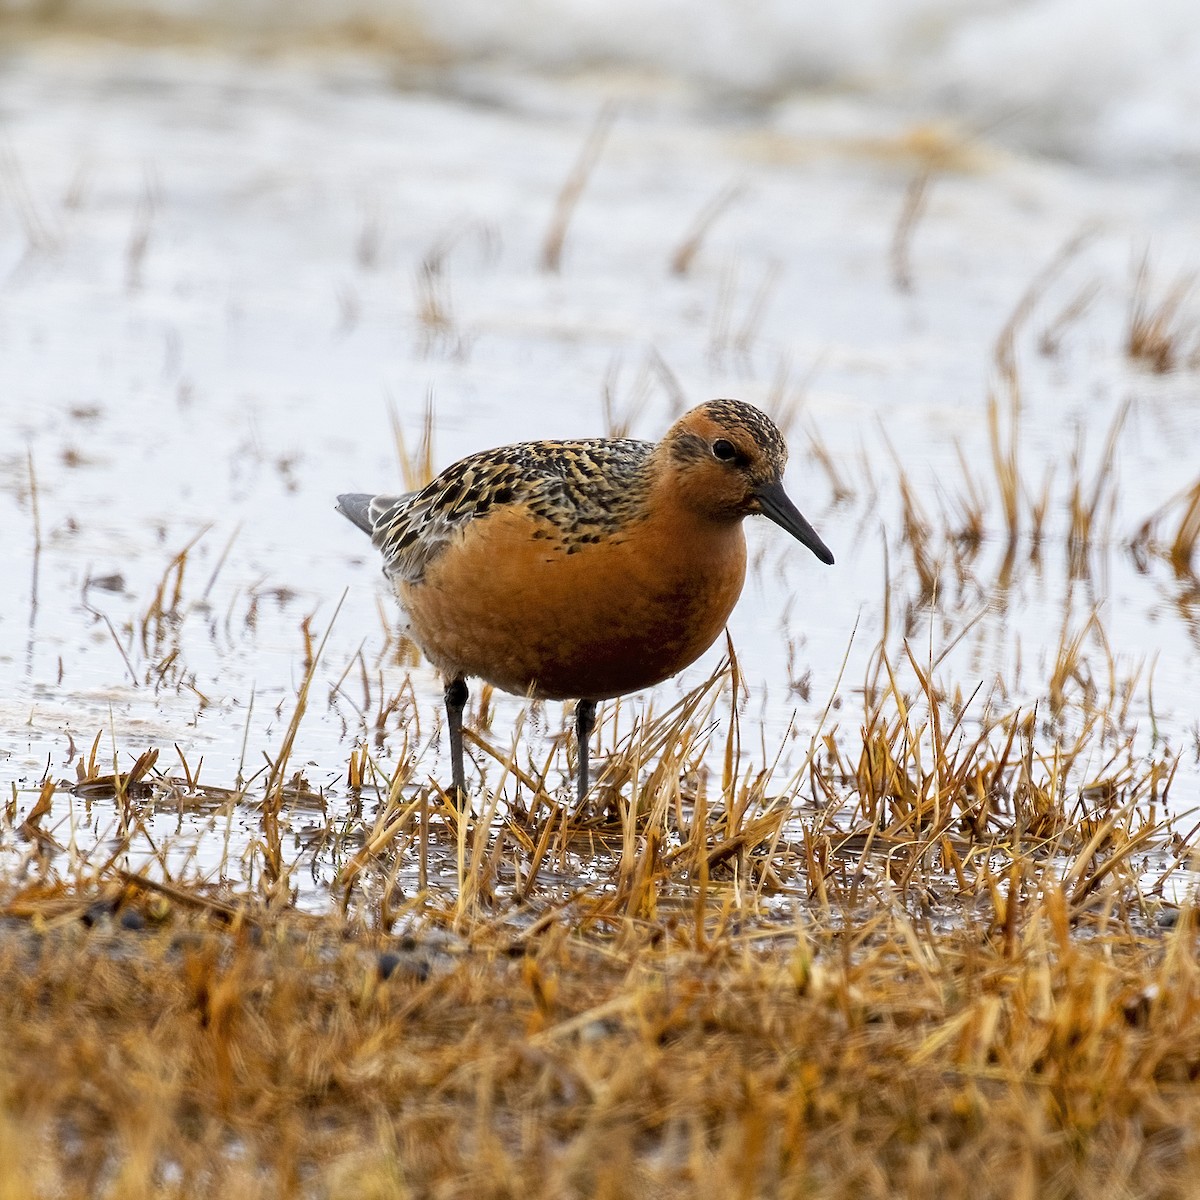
[1, 13, 1200, 1193]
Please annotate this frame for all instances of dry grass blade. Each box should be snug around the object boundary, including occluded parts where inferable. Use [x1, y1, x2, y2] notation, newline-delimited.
[200, 521, 241, 603]
[708, 257, 785, 368]
[1133, 474, 1200, 577]
[355, 193, 385, 270]
[114, 868, 250, 924]
[987, 386, 1021, 547]
[24, 449, 41, 675]
[0, 137, 60, 253]
[994, 224, 1095, 394]
[1169, 480, 1200, 575]
[413, 223, 494, 357]
[261, 592, 347, 887]
[1039, 278, 1100, 355]
[806, 422, 854, 504]
[669, 180, 744, 276]
[17, 779, 55, 838]
[462, 725, 545, 795]
[541, 101, 617, 272]
[890, 162, 933, 292]
[336, 756, 420, 894]
[599, 352, 655, 438]
[389, 388, 437, 491]
[1128, 250, 1197, 372]
[1067, 398, 1130, 572]
[949, 440, 986, 551]
[140, 525, 212, 660]
[126, 170, 158, 292]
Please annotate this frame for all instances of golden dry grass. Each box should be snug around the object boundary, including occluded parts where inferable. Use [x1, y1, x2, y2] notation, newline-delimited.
[1, 873, 1197, 1198]
[5, 213, 1200, 1199]
[2, 634, 1194, 1198]
[1128, 253, 1199, 374]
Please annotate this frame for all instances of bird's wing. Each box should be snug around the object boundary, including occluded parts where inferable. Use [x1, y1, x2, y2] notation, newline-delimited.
[353, 437, 654, 583]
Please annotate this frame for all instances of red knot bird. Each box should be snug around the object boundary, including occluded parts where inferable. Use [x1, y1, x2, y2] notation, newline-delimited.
[338, 398, 834, 801]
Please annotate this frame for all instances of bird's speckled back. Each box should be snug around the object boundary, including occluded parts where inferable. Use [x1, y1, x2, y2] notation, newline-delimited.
[365, 437, 656, 582]
[350, 399, 796, 585]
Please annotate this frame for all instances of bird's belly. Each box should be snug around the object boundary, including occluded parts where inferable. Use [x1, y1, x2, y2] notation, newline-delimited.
[396, 513, 747, 701]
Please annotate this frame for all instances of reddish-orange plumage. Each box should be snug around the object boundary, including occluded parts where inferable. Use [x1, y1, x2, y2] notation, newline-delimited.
[338, 399, 833, 799]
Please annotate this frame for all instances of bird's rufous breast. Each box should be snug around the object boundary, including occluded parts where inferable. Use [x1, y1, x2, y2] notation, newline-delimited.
[397, 492, 747, 702]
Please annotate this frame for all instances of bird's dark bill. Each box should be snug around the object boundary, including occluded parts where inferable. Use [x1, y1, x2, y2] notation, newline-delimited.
[755, 480, 835, 565]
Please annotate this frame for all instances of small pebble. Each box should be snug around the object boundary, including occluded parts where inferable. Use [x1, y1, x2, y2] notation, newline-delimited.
[82, 898, 118, 927]
[378, 950, 430, 983]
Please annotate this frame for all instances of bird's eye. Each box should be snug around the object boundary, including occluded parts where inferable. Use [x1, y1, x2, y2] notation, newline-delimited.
[712, 439, 737, 461]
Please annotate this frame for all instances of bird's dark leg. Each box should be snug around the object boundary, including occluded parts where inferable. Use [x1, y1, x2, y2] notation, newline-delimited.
[575, 699, 596, 802]
[444, 676, 469, 804]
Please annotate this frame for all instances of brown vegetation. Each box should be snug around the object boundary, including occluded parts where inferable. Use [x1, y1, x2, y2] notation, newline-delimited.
[2, 624, 1192, 1198]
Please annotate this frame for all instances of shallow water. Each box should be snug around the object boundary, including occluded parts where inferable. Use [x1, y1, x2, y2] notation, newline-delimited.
[1, 32, 1198, 909]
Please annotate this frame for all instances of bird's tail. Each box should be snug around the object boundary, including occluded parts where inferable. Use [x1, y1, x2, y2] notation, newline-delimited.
[335, 493, 376, 536]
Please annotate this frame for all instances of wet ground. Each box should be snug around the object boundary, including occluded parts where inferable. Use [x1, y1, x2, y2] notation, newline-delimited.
[2, 38, 1199, 910]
